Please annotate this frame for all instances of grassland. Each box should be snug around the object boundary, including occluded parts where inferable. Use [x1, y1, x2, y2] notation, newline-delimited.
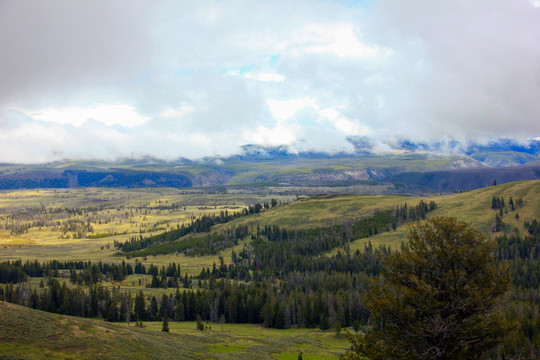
[0, 301, 348, 360]
[2, 180, 538, 302]
[2, 180, 539, 268]
[1, 180, 539, 358]
[223, 180, 540, 253]
[0, 188, 294, 274]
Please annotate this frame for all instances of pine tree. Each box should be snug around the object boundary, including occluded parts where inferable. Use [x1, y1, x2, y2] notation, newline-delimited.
[162, 315, 169, 332]
[334, 320, 342, 337]
[196, 314, 204, 331]
[343, 217, 514, 360]
[134, 290, 146, 321]
[220, 313, 226, 331]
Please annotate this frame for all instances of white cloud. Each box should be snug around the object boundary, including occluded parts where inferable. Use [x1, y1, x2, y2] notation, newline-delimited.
[159, 106, 195, 119]
[242, 125, 298, 147]
[294, 23, 384, 59]
[243, 72, 286, 82]
[24, 104, 149, 128]
[0, 0, 539, 163]
[318, 108, 369, 136]
[266, 98, 318, 122]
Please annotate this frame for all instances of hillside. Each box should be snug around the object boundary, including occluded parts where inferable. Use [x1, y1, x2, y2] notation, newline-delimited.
[1, 181, 539, 358]
[219, 179, 538, 229]
[0, 301, 207, 359]
[0, 301, 346, 360]
[216, 180, 540, 250]
[389, 165, 540, 192]
[2, 148, 539, 192]
[1, 180, 538, 266]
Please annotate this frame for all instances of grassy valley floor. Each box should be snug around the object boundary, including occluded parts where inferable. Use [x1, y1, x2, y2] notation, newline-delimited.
[0, 302, 348, 360]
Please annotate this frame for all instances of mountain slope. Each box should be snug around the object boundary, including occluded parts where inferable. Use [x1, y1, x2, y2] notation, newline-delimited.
[389, 165, 540, 192]
[211, 180, 540, 252]
[0, 301, 347, 360]
[0, 301, 210, 359]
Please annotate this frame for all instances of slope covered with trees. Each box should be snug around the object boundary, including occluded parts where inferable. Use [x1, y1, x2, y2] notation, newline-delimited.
[343, 218, 514, 360]
[1, 180, 539, 358]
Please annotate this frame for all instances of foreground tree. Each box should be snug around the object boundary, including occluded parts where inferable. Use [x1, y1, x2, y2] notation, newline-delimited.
[343, 217, 514, 360]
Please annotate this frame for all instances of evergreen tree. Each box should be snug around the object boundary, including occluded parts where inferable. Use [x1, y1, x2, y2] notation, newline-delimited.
[343, 217, 514, 360]
[220, 313, 226, 331]
[334, 320, 342, 337]
[134, 291, 146, 321]
[352, 319, 361, 333]
[196, 314, 204, 331]
[162, 315, 169, 332]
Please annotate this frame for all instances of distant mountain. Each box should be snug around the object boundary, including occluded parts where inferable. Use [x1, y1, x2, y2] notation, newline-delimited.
[0, 138, 539, 191]
[346, 137, 540, 167]
[389, 165, 540, 192]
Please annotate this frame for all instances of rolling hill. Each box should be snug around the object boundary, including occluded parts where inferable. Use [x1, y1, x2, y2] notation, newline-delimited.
[1, 141, 539, 192]
[217, 179, 540, 235]
[1, 180, 539, 358]
[0, 301, 347, 360]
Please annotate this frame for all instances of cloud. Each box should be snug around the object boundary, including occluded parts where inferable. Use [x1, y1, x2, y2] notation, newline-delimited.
[266, 98, 318, 123]
[364, 0, 540, 140]
[292, 23, 385, 59]
[0, 0, 154, 109]
[24, 104, 149, 128]
[0, 0, 539, 163]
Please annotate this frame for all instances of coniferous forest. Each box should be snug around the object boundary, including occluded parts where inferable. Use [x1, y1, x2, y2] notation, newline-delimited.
[1, 195, 539, 358]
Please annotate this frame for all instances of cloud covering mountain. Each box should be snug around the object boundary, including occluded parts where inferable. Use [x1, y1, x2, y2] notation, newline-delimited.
[1, 0, 539, 163]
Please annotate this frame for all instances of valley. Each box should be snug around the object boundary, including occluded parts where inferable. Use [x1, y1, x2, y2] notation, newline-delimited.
[1, 180, 539, 358]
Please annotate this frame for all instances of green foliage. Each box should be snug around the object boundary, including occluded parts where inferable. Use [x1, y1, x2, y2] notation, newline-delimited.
[495, 221, 540, 356]
[196, 314, 204, 331]
[162, 316, 169, 332]
[343, 217, 514, 360]
[118, 207, 258, 254]
[334, 320, 342, 337]
[352, 319, 361, 333]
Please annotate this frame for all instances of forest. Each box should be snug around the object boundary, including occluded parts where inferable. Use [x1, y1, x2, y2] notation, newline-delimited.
[1, 184, 539, 359]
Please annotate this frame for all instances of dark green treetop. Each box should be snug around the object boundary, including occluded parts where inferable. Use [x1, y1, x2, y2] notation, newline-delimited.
[343, 217, 514, 360]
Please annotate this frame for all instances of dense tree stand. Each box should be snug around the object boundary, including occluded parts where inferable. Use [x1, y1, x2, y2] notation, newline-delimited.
[343, 217, 514, 360]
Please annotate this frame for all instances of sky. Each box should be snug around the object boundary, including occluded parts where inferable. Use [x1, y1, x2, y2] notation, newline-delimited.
[1, 0, 539, 163]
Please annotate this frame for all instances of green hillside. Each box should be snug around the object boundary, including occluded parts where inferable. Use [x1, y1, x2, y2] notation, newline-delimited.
[0, 301, 208, 359]
[218, 180, 540, 251]
[221, 180, 536, 227]
[1, 181, 539, 358]
[0, 301, 347, 360]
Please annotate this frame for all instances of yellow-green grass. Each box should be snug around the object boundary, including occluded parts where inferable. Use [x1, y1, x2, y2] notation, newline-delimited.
[133, 321, 348, 359]
[0, 187, 291, 209]
[0, 301, 348, 359]
[0, 187, 292, 272]
[336, 180, 540, 253]
[225, 194, 421, 229]
[1, 181, 539, 271]
[0, 301, 210, 359]
[224, 180, 540, 234]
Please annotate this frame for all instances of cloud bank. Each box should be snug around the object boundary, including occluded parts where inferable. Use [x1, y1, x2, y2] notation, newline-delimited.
[1, 0, 539, 163]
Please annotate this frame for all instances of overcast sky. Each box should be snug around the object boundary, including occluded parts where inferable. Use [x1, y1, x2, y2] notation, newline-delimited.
[1, 0, 539, 163]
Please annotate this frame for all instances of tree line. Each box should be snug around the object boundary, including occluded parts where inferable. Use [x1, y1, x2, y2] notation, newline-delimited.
[0, 200, 435, 331]
[116, 200, 279, 254]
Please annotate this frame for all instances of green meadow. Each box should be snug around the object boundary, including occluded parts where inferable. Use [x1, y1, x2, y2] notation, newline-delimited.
[0, 301, 348, 360]
[1, 180, 539, 359]
[2, 180, 539, 270]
